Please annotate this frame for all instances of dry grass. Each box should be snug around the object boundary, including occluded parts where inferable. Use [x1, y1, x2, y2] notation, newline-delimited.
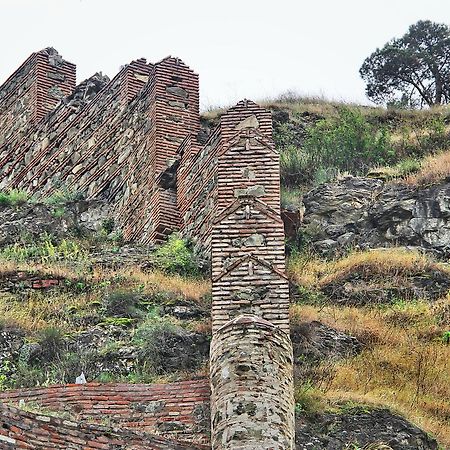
[404, 150, 450, 187]
[0, 260, 210, 333]
[289, 248, 450, 446]
[109, 268, 211, 304]
[288, 248, 449, 289]
[291, 299, 450, 447]
[203, 92, 450, 122]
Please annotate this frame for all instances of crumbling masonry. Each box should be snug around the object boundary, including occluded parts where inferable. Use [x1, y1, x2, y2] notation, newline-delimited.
[0, 48, 294, 449]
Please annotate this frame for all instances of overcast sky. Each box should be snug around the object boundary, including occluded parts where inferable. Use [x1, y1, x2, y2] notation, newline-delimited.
[2, 0, 450, 110]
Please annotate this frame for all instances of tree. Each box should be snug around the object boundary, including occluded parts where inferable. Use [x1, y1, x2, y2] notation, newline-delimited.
[360, 20, 450, 108]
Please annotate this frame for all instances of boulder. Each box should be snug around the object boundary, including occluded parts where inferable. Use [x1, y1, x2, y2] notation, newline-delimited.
[296, 407, 438, 450]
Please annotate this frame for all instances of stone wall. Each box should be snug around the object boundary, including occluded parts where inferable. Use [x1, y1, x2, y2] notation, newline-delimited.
[0, 50, 199, 245]
[0, 380, 210, 444]
[0, 48, 75, 149]
[178, 100, 295, 448]
[0, 402, 207, 450]
[210, 316, 295, 449]
[0, 50, 295, 449]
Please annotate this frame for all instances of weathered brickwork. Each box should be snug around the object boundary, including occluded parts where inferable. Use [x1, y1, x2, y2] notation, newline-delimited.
[0, 48, 75, 148]
[0, 49, 294, 449]
[0, 402, 207, 450]
[0, 380, 210, 444]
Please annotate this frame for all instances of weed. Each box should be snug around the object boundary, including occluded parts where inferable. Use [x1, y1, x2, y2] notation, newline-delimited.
[0, 189, 30, 206]
[44, 188, 83, 206]
[153, 233, 201, 277]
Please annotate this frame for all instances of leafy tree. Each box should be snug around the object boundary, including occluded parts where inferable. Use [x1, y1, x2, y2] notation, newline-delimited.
[360, 20, 450, 107]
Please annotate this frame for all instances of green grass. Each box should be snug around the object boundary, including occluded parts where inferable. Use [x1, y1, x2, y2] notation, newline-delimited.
[0, 189, 30, 206]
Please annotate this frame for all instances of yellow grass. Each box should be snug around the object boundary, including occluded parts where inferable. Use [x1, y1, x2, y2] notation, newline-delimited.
[291, 296, 450, 446]
[288, 248, 449, 289]
[404, 150, 450, 187]
[0, 261, 210, 333]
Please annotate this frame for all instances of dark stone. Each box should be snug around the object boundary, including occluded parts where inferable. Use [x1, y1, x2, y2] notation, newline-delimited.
[291, 321, 362, 364]
[295, 407, 439, 450]
[301, 176, 450, 258]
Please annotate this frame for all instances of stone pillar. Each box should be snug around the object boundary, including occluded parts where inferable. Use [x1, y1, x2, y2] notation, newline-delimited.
[210, 315, 295, 449]
[206, 101, 295, 449]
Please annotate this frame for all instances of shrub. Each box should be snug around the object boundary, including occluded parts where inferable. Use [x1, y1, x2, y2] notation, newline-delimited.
[0, 189, 29, 206]
[1, 235, 86, 263]
[37, 327, 65, 362]
[153, 233, 200, 277]
[304, 107, 394, 175]
[102, 290, 143, 318]
[279, 107, 394, 187]
[134, 319, 208, 374]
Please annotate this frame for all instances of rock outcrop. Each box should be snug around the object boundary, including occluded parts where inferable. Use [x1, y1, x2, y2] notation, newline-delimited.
[296, 407, 438, 450]
[291, 321, 362, 364]
[300, 176, 450, 257]
[0, 200, 110, 248]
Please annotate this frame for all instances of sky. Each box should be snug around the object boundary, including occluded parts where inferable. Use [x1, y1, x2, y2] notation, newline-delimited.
[2, 0, 450, 110]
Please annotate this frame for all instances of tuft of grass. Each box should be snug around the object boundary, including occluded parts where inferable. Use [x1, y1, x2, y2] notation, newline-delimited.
[403, 150, 450, 187]
[1, 235, 87, 263]
[0, 189, 30, 206]
[43, 188, 84, 206]
[288, 248, 449, 289]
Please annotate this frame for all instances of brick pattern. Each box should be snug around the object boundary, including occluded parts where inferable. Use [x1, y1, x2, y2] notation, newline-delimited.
[0, 380, 210, 444]
[0, 48, 75, 169]
[0, 402, 207, 450]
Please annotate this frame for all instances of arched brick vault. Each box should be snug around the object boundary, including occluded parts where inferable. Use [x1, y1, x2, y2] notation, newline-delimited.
[0, 50, 295, 449]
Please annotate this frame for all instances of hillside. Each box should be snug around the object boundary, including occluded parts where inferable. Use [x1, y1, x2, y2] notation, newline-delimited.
[0, 94, 449, 449]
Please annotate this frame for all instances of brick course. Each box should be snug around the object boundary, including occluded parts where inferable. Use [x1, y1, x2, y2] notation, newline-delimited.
[0, 380, 210, 444]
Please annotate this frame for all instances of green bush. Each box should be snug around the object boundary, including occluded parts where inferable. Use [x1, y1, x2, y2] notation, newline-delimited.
[133, 319, 207, 375]
[134, 320, 178, 374]
[279, 107, 394, 187]
[102, 291, 144, 319]
[37, 327, 65, 362]
[153, 233, 200, 277]
[305, 107, 393, 175]
[0, 189, 30, 206]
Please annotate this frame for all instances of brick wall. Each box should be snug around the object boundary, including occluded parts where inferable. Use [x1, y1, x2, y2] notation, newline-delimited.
[0, 50, 200, 245]
[0, 402, 207, 449]
[0, 380, 210, 444]
[0, 50, 296, 449]
[0, 48, 75, 176]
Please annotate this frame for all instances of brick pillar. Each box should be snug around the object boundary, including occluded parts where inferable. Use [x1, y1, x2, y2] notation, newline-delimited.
[208, 101, 295, 449]
[147, 57, 200, 243]
[0, 47, 75, 146]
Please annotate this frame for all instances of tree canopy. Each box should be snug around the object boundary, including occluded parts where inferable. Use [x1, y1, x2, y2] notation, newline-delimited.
[360, 20, 450, 108]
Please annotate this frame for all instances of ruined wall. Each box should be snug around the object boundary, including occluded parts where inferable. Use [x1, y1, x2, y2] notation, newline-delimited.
[0, 51, 295, 449]
[0, 48, 75, 148]
[0, 50, 200, 244]
[0, 403, 207, 450]
[118, 57, 200, 244]
[0, 380, 210, 444]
